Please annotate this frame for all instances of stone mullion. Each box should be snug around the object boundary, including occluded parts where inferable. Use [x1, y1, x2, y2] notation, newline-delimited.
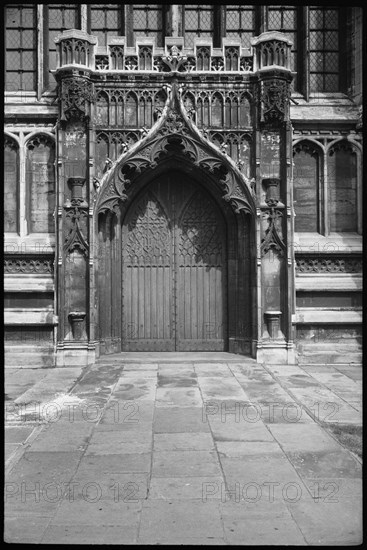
[19, 132, 27, 238]
[56, 115, 65, 342]
[37, 5, 44, 99]
[284, 121, 295, 347]
[88, 96, 96, 345]
[322, 144, 328, 236]
[253, 78, 263, 358]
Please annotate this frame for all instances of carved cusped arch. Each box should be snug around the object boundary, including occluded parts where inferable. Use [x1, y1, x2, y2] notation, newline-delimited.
[95, 84, 256, 217]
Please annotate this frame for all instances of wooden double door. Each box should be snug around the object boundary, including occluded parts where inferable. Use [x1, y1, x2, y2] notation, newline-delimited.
[122, 173, 227, 351]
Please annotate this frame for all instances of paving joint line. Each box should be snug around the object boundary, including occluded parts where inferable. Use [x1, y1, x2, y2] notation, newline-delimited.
[261, 363, 363, 465]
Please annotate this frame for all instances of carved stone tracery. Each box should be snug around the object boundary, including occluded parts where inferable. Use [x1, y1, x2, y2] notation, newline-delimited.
[96, 84, 255, 217]
[261, 208, 285, 256]
[260, 79, 290, 124]
[60, 77, 94, 121]
[4, 256, 54, 274]
[296, 257, 363, 273]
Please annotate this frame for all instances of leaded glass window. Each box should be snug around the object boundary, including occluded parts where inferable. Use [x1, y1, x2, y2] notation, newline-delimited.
[184, 5, 214, 48]
[5, 4, 37, 92]
[133, 5, 164, 46]
[46, 5, 80, 88]
[268, 6, 298, 89]
[90, 4, 123, 47]
[226, 5, 256, 48]
[4, 137, 19, 233]
[309, 7, 339, 93]
[26, 136, 56, 233]
[328, 143, 357, 232]
[293, 142, 321, 233]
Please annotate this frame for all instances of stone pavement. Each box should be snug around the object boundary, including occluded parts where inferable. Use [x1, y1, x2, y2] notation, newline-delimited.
[4, 353, 362, 545]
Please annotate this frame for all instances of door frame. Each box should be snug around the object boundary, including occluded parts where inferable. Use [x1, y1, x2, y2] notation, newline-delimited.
[96, 156, 255, 356]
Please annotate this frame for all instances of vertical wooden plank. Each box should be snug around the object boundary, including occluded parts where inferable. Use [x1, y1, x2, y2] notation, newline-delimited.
[140, 265, 145, 340]
[197, 266, 203, 341]
[209, 267, 216, 342]
[151, 266, 157, 339]
[204, 267, 210, 342]
[106, 214, 112, 341]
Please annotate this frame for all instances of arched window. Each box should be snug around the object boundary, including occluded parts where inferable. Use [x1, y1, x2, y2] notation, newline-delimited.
[96, 91, 109, 126]
[225, 47, 239, 71]
[225, 93, 239, 129]
[184, 5, 214, 48]
[4, 137, 19, 233]
[138, 46, 153, 71]
[239, 94, 251, 127]
[197, 94, 210, 128]
[96, 133, 109, 179]
[197, 47, 211, 71]
[153, 90, 167, 121]
[109, 92, 123, 127]
[5, 4, 37, 92]
[139, 93, 153, 128]
[241, 137, 252, 179]
[293, 141, 321, 233]
[26, 136, 56, 233]
[211, 93, 224, 128]
[110, 132, 124, 162]
[125, 93, 138, 127]
[327, 142, 358, 232]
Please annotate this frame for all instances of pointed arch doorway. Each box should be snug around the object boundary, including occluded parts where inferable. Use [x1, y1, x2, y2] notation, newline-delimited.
[122, 171, 227, 351]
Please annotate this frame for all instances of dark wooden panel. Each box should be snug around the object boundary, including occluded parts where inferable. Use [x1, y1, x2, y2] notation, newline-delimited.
[122, 187, 174, 350]
[177, 190, 226, 350]
[121, 174, 227, 351]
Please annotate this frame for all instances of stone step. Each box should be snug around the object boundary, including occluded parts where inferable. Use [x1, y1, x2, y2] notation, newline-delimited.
[4, 346, 55, 368]
[96, 351, 256, 364]
[297, 348, 362, 365]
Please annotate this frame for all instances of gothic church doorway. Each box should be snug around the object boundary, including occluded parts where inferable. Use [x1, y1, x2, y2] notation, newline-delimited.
[121, 172, 227, 351]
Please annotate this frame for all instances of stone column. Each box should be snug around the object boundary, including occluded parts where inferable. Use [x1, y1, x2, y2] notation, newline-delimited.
[54, 30, 97, 366]
[252, 32, 296, 363]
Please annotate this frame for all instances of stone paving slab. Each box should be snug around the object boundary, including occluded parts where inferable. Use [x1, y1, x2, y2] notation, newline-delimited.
[155, 386, 202, 407]
[13, 368, 84, 405]
[285, 449, 362, 479]
[266, 423, 342, 452]
[73, 453, 152, 475]
[50, 498, 142, 524]
[208, 414, 275, 442]
[4, 517, 52, 544]
[285, 496, 363, 545]
[138, 500, 224, 543]
[220, 500, 307, 545]
[152, 450, 222, 477]
[149, 476, 225, 500]
[4, 355, 362, 545]
[86, 429, 153, 455]
[153, 432, 214, 451]
[40, 524, 139, 545]
[28, 423, 93, 453]
[153, 406, 211, 433]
